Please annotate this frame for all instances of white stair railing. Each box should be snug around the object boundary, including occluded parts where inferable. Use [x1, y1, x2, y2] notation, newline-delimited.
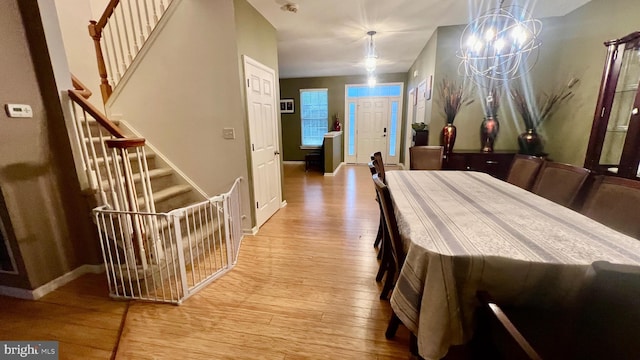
[89, 0, 175, 102]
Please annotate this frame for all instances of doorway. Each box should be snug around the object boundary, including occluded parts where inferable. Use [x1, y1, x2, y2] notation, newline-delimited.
[344, 83, 404, 164]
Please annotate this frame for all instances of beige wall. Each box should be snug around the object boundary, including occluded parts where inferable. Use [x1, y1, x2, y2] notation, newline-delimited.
[54, 0, 103, 109]
[106, 0, 254, 228]
[279, 73, 408, 161]
[0, 0, 99, 289]
[233, 0, 281, 217]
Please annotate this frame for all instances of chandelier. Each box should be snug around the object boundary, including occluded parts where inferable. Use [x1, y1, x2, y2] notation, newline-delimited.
[365, 30, 377, 87]
[458, 1, 542, 87]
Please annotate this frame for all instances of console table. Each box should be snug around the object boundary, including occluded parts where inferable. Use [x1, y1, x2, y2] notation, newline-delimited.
[444, 151, 516, 180]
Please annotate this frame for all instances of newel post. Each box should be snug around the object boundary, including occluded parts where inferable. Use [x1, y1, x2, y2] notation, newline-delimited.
[88, 20, 113, 103]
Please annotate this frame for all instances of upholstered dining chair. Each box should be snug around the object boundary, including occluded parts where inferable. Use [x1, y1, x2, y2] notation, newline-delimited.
[371, 152, 386, 184]
[474, 261, 640, 359]
[409, 146, 444, 170]
[581, 175, 640, 239]
[531, 162, 590, 208]
[506, 155, 545, 191]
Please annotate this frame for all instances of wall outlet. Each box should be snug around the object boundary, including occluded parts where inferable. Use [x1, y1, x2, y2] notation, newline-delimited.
[223, 128, 235, 139]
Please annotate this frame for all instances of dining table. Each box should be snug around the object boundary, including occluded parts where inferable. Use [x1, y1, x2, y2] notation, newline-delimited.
[385, 170, 640, 360]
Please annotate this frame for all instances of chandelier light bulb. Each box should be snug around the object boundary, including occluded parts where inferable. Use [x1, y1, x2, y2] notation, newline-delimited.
[365, 56, 377, 72]
[511, 25, 528, 45]
[484, 27, 496, 41]
[493, 38, 506, 52]
[368, 75, 377, 87]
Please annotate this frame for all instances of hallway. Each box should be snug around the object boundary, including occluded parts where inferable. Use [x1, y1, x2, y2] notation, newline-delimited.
[0, 163, 411, 359]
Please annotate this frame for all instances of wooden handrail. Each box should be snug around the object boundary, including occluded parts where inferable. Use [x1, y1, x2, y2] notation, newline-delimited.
[95, 0, 120, 31]
[71, 74, 92, 99]
[68, 88, 126, 138]
[88, 20, 113, 103]
[105, 138, 146, 149]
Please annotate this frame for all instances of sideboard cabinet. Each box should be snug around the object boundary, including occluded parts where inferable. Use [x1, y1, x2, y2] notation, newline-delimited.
[445, 151, 516, 180]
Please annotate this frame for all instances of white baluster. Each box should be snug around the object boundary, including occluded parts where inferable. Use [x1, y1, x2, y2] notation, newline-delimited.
[134, 0, 145, 44]
[119, 4, 133, 64]
[125, 0, 140, 54]
[107, 23, 122, 83]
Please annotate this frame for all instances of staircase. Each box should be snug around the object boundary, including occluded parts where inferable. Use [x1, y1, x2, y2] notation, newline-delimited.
[63, 0, 246, 305]
[82, 117, 201, 213]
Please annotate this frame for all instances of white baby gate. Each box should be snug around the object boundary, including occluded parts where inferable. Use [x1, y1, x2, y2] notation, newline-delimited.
[93, 177, 243, 304]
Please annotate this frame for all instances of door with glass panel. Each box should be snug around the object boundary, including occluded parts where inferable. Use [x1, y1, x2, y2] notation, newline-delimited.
[345, 84, 403, 164]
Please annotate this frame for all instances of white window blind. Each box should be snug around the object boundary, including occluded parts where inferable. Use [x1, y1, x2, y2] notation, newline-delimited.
[300, 89, 328, 146]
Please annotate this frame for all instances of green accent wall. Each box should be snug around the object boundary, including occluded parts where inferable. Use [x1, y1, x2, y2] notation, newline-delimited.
[407, 0, 640, 165]
[280, 73, 408, 161]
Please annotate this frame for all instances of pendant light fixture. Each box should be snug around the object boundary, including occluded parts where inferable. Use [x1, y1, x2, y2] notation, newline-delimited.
[365, 30, 378, 87]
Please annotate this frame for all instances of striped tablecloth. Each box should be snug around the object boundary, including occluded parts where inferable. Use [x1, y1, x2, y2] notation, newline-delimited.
[386, 170, 640, 360]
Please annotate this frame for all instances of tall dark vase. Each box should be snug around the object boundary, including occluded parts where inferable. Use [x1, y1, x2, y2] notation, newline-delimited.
[480, 116, 500, 152]
[441, 123, 457, 157]
[518, 128, 544, 155]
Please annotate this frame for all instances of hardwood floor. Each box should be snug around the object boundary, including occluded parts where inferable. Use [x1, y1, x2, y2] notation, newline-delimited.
[0, 163, 411, 359]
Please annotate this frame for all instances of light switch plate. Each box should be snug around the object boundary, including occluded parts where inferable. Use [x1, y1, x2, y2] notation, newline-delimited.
[223, 128, 235, 139]
[5, 104, 33, 118]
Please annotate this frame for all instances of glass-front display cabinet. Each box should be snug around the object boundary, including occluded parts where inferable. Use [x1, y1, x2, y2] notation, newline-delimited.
[585, 32, 640, 179]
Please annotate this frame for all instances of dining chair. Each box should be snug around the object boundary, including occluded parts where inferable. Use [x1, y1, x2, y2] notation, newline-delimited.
[473, 261, 640, 359]
[409, 146, 444, 170]
[531, 161, 590, 208]
[371, 152, 386, 184]
[581, 175, 640, 239]
[506, 155, 545, 191]
[368, 161, 384, 257]
[475, 291, 543, 360]
[373, 174, 406, 300]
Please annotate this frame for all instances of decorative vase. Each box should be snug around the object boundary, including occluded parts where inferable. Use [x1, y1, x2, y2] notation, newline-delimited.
[480, 116, 500, 152]
[441, 123, 457, 156]
[517, 128, 543, 155]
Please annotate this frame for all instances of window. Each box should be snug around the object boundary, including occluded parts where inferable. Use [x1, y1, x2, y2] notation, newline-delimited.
[300, 89, 328, 147]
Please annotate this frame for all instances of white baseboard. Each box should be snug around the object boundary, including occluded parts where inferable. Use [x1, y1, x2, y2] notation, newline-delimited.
[282, 161, 304, 165]
[0, 264, 104, 300]
[243, 226, 258, 235]
[281, 200, 287, 208]
[324, 162, 345, 177]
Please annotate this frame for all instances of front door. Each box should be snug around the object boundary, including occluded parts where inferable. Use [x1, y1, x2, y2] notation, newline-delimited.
[243, 56, 282, 228]
[356, 98, 389, 163]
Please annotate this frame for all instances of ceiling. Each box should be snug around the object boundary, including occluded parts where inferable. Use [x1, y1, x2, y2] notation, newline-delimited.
[246, 0, 592, 79]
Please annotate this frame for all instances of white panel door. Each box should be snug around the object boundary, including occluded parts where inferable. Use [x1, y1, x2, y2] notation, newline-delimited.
[404, 88, 417, 168]
[356, 98, 389, 163]
[244, 56, 282, 228]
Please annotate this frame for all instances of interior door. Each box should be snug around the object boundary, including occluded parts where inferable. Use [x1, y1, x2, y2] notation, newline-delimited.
[243, 56, 282, 228]
[404, 88, 416, 168]
[356, 98, 389, 163]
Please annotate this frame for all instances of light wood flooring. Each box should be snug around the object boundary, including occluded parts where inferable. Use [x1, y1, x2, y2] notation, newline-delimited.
[0, 163, 411, 359]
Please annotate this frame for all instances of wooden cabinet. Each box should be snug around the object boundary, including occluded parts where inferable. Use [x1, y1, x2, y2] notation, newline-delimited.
[585, 32, 640, 179]
[445, 151, 516, 180]
[413, 130, 429, 146]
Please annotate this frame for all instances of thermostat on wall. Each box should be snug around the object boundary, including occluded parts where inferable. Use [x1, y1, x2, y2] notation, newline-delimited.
[5, 104, 33, 118]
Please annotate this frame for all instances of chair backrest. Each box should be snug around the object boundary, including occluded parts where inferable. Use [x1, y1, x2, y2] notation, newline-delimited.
[409, 146, 444, 170]
[476, 291, 543, 360]
[506, 155, 545, 191]
[372, 174, 406, 269]
[368, 161, 377, 176]
[531, 162, 590, 207]
[371, 152, 386, 183]
[581, 176, 640, 239]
